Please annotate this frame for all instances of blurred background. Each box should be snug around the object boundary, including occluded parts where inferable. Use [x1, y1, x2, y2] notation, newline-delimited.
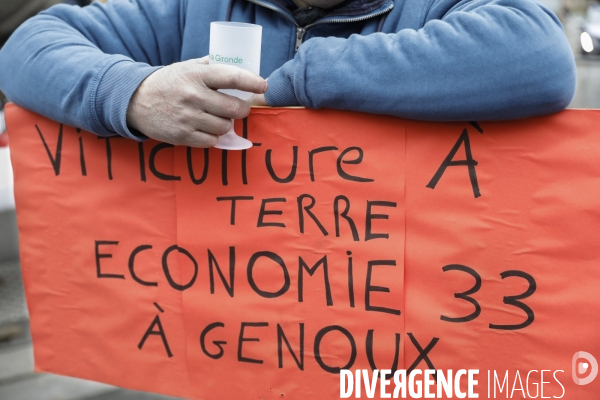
[0, 0, 600, 399]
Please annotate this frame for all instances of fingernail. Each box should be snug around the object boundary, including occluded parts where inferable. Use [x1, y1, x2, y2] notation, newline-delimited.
[262, 82, 268, 93]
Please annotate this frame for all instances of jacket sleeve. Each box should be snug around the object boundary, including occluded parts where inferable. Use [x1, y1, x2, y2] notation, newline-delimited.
[265, 0, 577, 121]
[0, 0, 185, 139]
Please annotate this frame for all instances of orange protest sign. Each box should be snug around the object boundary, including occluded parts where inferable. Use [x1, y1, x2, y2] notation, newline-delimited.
[6, 103, 600, 399]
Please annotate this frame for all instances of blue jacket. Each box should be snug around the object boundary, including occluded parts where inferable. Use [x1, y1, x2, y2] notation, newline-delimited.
[0, 0, 576, 141]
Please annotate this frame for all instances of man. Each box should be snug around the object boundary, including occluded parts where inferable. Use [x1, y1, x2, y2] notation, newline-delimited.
[0, 0, 576, 147]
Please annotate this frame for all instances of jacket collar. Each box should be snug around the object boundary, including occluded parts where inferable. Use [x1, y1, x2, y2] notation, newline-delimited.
[254, 0, 392, 20]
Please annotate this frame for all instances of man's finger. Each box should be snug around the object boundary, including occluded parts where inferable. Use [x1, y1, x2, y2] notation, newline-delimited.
[198, 90, 251, 120]
[186, 111, 233, 136]
[199, 64, 268, 94]
[171, 130, 219, 148]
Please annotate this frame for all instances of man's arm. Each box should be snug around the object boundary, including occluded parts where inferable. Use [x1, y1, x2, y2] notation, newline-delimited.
[265, 0, 576, 121]
[0, 0, 267, 146]
[0, 1, 179, 139]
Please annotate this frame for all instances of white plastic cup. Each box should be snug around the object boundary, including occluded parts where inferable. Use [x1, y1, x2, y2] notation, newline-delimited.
[209, 22, 262, 150]
[209, 22, 262, 100]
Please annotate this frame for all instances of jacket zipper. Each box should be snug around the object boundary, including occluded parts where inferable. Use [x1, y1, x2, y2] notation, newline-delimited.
[296, 27, 306, 51]
[246, 0, 394, 51]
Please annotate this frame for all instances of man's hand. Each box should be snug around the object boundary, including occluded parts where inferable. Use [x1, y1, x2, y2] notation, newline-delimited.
[126, 57, 268, 147]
